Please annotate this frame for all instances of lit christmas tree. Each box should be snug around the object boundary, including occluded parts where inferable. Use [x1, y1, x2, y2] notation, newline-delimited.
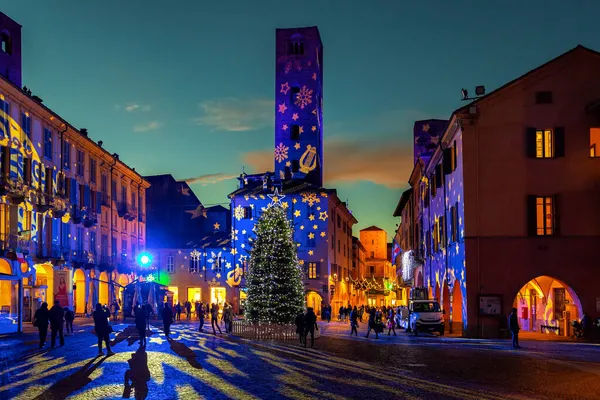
[246, 200, 305, 324]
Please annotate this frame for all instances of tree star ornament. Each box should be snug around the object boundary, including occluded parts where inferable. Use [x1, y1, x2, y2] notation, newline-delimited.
[267, 187, 286, 207]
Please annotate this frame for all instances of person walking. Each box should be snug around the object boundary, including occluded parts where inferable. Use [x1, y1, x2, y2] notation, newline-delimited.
[64, 306, 75, 335]
[49, 300, 65, 348]
[144, 303, 152, 330]
[304, 307, 318, 347]
[135, 303, 147, 346]
[387, 309, 397, 336]
[198, 304, 205, 332]
[211, 303, 222, 335]
[223, 303, 234, 333]
[111, 300, 120, 322]
[162, 302, 173, 336]
[93, 303, 114, 356]
[175, 303, 182, 322]
[33, 302, 50, 348]
[509, 307, 521, 349]
[295, 311, 306, 345]
[186, 301, 192, 321]
[365, 308, 379, 339]
[350, 306, 359, 336]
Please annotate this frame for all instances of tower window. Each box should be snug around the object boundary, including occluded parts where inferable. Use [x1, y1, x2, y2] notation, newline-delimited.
[290, 124, 300, 140]
[291, 86, 300, 103]
[0, 32, 12, 55]
[289, 40, 305, 56]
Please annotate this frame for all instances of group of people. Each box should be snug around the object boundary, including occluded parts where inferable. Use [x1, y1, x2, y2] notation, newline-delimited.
[33, 300, 76, 349]
[295, 307, 319, 347]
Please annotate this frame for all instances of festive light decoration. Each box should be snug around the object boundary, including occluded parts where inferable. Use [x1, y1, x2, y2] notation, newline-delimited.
[137, 252, 153, 267]
[245, 205, 304, 324]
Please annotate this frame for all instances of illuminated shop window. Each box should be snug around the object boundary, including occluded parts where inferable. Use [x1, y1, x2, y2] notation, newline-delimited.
[590, 128, 600, 157]
[536, 196, 554, 236]
[308, 262, 317, 279]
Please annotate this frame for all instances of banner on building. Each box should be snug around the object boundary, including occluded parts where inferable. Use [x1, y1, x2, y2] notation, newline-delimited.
[54, 269, 69, 305]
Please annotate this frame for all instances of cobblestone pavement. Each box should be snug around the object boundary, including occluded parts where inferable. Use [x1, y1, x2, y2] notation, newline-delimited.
[0, 320, 598, 399]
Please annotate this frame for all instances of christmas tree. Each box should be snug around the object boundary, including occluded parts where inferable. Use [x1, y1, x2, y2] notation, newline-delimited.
[246, 203, 305, 324]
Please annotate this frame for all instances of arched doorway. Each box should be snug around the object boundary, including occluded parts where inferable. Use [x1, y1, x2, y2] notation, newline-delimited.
[99, 272, 109, 306]
[451, 282, 464, 333]
[34, 263, 53, 303]
[416, 270, 423, 287]
[118, 274, 129, 305]
[513, 276, 583, 335]
[73, 269, 86, 314]
[306, 290, 323, 317]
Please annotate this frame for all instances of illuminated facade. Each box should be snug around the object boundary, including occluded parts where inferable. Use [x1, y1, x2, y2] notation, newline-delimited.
[229, 27, 358, 318]
[0, 12, 149, 334]
[144, 174, 239, 312]
[358, 226, 398, 307]
[395, 45, 600, 337]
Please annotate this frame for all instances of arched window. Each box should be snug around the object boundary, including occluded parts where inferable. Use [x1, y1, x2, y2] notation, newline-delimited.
[1, 31, 12, 55]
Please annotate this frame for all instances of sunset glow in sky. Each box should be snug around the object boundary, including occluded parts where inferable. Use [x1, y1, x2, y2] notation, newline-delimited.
[4, 0, 600, 238]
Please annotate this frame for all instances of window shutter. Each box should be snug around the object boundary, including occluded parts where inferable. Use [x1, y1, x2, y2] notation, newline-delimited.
[84, 185, 91, 208]
[527, 195, 537, 236]
[96, 191, 102, 213]
[554, 127, 565, 158]
[443, 147, 452, 175]
[70, 178, 77, 204]
[435, 165, 443, 188]
[553, 194, 560, 236]
[525, 128, 537, 158]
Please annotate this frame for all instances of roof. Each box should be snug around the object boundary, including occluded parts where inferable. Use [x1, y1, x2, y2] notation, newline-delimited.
[361, 225, 384, 232]
[207, 205, 229, 213]
[455, 45, 600, 115]
[185, 231, 232, 249]
[393, 188, 413, 217]
[229, 177, 334, 198]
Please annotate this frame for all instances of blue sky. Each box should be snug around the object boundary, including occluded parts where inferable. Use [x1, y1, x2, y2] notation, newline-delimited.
[2, 0, 600, 240]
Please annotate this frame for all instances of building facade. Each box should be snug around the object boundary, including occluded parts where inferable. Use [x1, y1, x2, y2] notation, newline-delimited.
[229, 27, 358, 319]
[394, 46, 600, 337]
[358, 226, 398, 307]
[143, 174, 239, 312]
[0, 12, 149, 334]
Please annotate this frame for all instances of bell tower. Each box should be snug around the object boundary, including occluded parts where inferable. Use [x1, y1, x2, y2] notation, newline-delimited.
[274, 27, 323, 187]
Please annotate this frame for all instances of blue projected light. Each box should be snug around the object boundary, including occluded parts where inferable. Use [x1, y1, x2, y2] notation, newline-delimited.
[137, 252, 153, 267]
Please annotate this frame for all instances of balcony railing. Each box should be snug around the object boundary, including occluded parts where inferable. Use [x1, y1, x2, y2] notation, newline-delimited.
[101, 194, 110, 207]
[117, 201, 130, 218]
[0, 234, 36, 254]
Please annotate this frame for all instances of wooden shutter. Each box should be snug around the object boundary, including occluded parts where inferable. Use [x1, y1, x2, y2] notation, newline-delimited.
[525, 127, 537, 158]
[553, 194, 560, 236]
[443, 147, 452, 175]
[527, 195, 537, 236]
[554, 127, 565, 157]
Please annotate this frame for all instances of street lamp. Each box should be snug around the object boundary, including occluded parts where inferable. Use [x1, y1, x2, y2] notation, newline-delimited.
[137, 252, 153, 268]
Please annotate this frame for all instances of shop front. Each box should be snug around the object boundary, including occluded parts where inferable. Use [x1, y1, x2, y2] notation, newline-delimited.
[0, 257, 22, 334]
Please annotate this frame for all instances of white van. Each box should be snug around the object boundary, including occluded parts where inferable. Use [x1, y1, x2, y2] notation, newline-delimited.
[409, 300, 444, 336]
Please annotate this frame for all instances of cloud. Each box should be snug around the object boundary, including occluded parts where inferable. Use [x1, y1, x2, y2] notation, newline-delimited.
[133, 121, 161, 133]
[125, 103, 152, 112]
[194, 98, 273, 132]
[242, 136, 414, 189]
[183, 173, 238, 186]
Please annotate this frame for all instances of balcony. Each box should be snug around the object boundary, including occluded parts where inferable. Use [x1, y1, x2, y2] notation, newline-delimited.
[101, 194, 111, 207]
[99, 255, 115, 268]
[33, 191, 53, 213]
[83, 210, 98, 228]
[117, 201, 130, 219]
[36, 245, 68, 261]
[70, 205, 83, 224]
[0, 177, 28, 205]
[128, 204, 138, 221]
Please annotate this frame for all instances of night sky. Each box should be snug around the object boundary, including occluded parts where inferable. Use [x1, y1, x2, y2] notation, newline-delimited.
[2, 0, 599, 239]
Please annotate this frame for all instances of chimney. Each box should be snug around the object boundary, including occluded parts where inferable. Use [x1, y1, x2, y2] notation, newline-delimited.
[112, 153, 119, 160]
[98, 140, 103, 147]
[80, 128, 88, 137]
